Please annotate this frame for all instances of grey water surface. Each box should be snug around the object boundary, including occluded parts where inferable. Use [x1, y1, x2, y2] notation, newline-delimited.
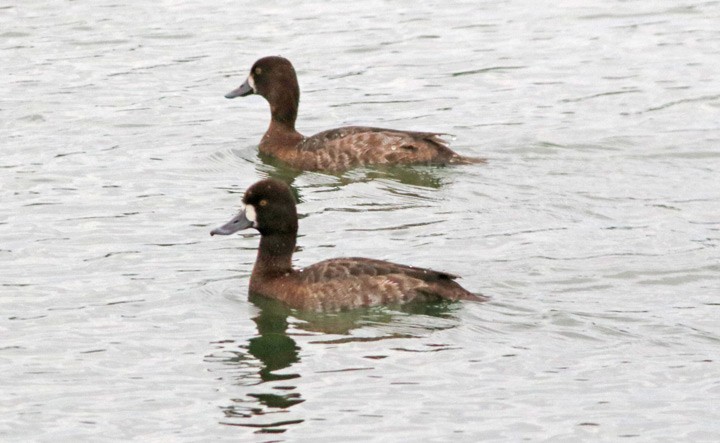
[2, 0, 720, 441]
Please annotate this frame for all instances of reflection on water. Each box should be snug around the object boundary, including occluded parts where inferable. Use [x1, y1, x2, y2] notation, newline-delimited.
[207, 296, 303, 433]
[207, 293, 462, 432]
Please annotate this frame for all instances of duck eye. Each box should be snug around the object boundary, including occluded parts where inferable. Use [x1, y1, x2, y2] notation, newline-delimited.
[259, 199, 268, 207]
[255, 67, 262, 75]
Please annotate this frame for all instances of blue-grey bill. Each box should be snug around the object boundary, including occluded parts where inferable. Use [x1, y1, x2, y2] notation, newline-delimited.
[210, 209, 253, 236]
[224, 79, 253, 99]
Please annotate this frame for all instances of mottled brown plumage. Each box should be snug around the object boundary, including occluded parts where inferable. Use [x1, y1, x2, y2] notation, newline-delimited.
[210, 179, 487, 311]
[225, 56, 485, 172]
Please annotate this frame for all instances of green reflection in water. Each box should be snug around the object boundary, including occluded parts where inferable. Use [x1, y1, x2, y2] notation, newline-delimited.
[214, 292, 461, 433]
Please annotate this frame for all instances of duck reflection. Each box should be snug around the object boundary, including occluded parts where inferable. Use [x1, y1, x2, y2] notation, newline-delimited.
[246, 296, 299, 383]
[210, 293, 460, 432]
[209, 296, 303, 432]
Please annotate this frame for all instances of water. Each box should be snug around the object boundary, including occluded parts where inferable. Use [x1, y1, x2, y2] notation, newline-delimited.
[2, 0, 719, 441]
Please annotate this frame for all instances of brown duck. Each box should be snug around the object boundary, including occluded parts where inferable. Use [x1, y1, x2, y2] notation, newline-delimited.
[225, 56, 485, 172]
[210, 178, 487, 311]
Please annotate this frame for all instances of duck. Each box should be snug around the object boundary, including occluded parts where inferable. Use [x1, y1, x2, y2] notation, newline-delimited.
[210, 178, 487, 311]
[225, 56, 485, 172]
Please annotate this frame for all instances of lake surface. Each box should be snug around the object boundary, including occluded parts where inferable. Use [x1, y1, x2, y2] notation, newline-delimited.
[2, 0, 719, 441]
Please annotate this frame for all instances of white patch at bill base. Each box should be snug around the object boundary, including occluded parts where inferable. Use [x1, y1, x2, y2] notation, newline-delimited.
[244, 204, 257, 223]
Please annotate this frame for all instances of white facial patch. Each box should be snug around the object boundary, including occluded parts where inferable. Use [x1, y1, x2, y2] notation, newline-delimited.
[247, 75, 256, 92]
[244, 204, 257, 224]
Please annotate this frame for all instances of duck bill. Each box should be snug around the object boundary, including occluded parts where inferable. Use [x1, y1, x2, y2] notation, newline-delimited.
[210, 209, 254, 236]
[224, 78, 254, 99]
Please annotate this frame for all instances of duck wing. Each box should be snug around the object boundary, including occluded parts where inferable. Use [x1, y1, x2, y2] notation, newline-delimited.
[299, 126, 483, 171]
[293, 257, 486, 310]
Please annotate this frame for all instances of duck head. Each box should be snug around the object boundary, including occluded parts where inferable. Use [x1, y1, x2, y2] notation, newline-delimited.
[210, 179, 298, 237]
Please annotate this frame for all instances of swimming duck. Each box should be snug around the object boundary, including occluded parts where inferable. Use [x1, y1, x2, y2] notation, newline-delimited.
[210, 178, 487, 311]
[225, 56, 485, 172]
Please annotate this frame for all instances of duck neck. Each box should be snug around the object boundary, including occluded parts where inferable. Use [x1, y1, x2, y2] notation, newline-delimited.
[266, 83, 300, 131]
[254, 233, 296, 277]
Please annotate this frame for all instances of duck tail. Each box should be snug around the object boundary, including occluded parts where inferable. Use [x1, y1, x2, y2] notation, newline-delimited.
[460, 292, 490, 302]
[422, 277, 490, 303]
